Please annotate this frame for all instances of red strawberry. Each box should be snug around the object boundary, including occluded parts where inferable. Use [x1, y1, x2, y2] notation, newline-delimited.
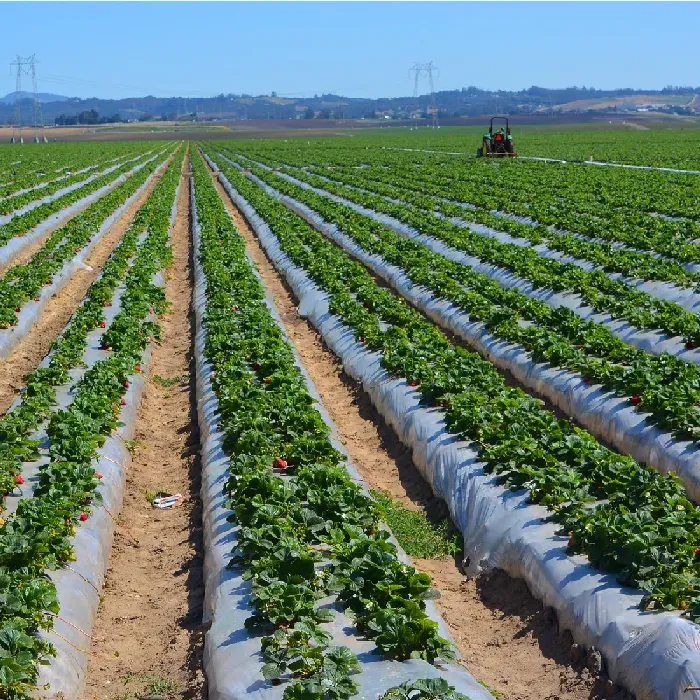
[120, 397, 127, 406]
[122, 380, 130, 389]
[583, 377, 592, 385]
[14, 474, 25, 485]
[359, 336, 365, 343]
[274, 458, 288, 469]
[95, 473, 103, 480]
[79, 512, 88, 522]
[14, 307, 20, 313]
[135, 364, 142, 372]
[263, 377, 271, 384]
[409, 381, 418, 387]
[568, 536, 575, 547]
[99, 320, 106, 328]
[231, 306, 239, 313]
[631, 395, 641, 405]
[694, 548, 700, 555]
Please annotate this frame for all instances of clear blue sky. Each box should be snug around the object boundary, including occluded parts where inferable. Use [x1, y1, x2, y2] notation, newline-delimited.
[2, 2, 698, 100]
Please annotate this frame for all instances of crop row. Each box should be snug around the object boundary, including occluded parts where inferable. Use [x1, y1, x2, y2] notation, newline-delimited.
[218, 161, 700, 499]
[0, 149, 173, 330]
[0, 142, 155, 200]
[308, 160, 700, 271]
[289, 162, 700, 284]
[233, 148, 700, 290]
[220, 148, 700, 349]
[201, 146, 700, 625]
[222, 155, 700, 435]
[0, 148, 162, 250]
[0, 150, 183, 698]
[189, 150, 476, 700]
[0, 151, 140, 217]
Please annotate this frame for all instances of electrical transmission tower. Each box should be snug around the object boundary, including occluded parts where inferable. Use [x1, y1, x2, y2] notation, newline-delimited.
[409, 61, 440, 129]
[9, 54, 46, 143]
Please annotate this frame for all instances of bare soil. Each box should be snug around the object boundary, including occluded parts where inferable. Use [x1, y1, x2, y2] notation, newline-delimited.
[83, 157, 205, 700]
[203, 155, 624, 700]
[0, 155, 175, 416]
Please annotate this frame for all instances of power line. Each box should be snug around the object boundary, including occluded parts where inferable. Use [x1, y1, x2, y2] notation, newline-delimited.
[409, 62, 440, 129]
[9, 54, 46, 143]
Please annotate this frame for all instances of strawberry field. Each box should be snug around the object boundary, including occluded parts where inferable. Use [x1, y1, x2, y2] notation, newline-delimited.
[0, 129, 700, 700]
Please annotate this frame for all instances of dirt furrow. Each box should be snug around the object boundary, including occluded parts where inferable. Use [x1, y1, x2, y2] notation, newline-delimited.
[0, 155, 174, 416]
[203, 155, 615, 700]
[84, 157, 205, 700]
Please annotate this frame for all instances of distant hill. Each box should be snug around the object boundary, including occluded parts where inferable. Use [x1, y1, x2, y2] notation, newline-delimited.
[1, 91, 69, 105]
[0, 85, 698, 124]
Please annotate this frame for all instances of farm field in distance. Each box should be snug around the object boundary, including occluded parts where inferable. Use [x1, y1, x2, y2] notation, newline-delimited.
[0, 125, 699, 700]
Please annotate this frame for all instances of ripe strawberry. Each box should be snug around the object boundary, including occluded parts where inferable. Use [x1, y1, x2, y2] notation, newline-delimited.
[14, 307, 20, 313]
[631, 395, 642, 405]
[231, 306, 239, 313]
[79, 512, 88, 522]
[694, 547, 700, 555]
[274, 458, 288, 469]
[583, 377, 592, 385]
[122, 380, 130, 389]
[359, 336, 365, 343]
[263, 377, 271, 384]
[568, 536, 575, 547]
[14, 474, 25, 485]
[99, 320, 106, 328]
[95, 473, 103, 480]
[120, 397, 127, 406]
[409, 381, 418, 387]
[135, 364, 142, 372]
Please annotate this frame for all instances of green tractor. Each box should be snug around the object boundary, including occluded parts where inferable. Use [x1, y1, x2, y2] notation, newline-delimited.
[477, 116, 517, 157]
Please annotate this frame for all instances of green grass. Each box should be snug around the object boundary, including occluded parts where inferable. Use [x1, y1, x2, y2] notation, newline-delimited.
[152, 373, 185, 388]
[111, 672, 180, 700]
[371, 489, 462, 559]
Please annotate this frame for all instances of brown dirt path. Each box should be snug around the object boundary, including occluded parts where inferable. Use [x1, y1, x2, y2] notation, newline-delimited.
[0, 154, 175, 416]
[83, 155, 205, 700]
[202, 152, 626, 700]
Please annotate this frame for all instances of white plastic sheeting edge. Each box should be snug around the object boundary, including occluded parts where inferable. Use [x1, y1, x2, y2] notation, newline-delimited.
[244, 175, 700, 505]
[0, 151, 172, 361]
[221, 153, 700, 365]
[211, 162, 700, 700]
[192, 178, 493, 700]
[32, 175, 182, 700]
[0, 150, 164, 271]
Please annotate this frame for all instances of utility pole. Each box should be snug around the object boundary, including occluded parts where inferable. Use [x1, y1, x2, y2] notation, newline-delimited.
[9, 54, 46, 143]
[409, 62, 440, 130]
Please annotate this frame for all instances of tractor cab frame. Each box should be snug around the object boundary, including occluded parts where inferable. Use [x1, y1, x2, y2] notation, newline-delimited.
[477, 116, 517, 158]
